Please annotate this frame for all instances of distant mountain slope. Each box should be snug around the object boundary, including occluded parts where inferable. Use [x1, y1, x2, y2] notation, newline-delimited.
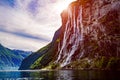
[0, 44, 31, 70]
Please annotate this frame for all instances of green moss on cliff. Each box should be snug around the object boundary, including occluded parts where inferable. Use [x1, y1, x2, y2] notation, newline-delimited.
[30, 43, 57, 69]
[63, 57, 120, 70]
[37, 44, 50, 53]
[107, 57, 120, 70]
[30, 44, 51, 69]
[30, 55, 44, 69]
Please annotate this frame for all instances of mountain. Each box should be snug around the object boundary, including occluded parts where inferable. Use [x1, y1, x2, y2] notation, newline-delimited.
[20, 0, 120, 70]
[0, 44, 31, 70]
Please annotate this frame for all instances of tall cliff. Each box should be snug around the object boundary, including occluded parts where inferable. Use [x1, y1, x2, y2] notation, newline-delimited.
[20, 0, 120, 70]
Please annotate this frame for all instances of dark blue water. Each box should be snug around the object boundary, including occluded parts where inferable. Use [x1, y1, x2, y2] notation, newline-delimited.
[0, 70, 120, 80]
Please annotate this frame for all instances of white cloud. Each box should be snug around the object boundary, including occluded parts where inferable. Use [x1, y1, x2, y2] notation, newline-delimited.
[0, 0, 76, 51]
[0, 32, 48, 51]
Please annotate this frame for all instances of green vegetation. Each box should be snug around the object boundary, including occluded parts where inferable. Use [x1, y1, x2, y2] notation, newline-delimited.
[56, 38, 60, 43]
[94, 56, 108, 69]
[107, 57, 120, 70]
[42, 63, 60, 70]
[30, 44, 51, 69]
[49, 63, 60, 69]
[30, 43, 57, 69]
[37, 44, 50, 53]
[64, 57, 120, 70]
[64, 58, 91, 69]
[0, 44, 30, 70]
[30, 55, 44, 69]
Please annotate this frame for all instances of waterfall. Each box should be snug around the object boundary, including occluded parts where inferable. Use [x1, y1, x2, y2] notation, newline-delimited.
[61, 7, 79, 67]
[56, 6, 84, 67]
[79, 6, 84, 58]
[56, 15, 70, 63]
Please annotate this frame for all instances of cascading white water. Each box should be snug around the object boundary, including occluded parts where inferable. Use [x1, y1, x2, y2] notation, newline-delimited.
[56, 7, 72, 63]
[56, 6, 84, 67]
[79, 6, 84, 58]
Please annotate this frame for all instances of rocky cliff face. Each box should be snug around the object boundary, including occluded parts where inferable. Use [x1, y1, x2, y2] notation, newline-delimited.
[20, 0, 120, 70]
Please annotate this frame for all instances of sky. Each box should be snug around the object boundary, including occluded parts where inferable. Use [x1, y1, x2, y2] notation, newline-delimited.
[0, 0, 76, 51]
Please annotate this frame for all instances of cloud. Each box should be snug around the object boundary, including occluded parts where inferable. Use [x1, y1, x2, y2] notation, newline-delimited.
[0, 0, 75, 51]
[0, 27, 49, 42]
[0, 32, 48, 51]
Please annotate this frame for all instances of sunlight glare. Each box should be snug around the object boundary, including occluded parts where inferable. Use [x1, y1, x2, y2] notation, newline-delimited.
[55, 0, 76, 13]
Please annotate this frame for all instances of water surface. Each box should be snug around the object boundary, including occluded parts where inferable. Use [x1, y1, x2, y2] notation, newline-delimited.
[0, 70, 119, 80]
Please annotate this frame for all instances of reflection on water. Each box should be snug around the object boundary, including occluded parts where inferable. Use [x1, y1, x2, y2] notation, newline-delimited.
[0, 70, 120, 80]
[56, 70, 73, 80]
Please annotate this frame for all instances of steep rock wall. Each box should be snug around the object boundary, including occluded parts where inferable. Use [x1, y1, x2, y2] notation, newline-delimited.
[20, 0, 120, 70]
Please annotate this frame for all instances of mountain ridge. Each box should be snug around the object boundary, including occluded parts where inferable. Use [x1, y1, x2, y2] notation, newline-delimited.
[0, 43, 31, 70]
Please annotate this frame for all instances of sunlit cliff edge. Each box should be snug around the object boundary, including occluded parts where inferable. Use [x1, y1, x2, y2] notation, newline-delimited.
[19, 0, 120, 70]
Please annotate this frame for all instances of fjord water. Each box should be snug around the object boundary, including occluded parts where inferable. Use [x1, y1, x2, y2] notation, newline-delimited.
[0, 70, 119, 80]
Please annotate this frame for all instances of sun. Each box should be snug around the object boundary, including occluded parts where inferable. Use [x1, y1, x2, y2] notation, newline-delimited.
[55, 0, 76, 13]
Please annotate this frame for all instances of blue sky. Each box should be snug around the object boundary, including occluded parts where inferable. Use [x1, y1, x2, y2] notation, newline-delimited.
[0, 0, 15, 7]
[0, 0, 75, 51]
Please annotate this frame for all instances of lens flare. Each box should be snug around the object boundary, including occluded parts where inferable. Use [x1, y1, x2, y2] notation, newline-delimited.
[55, 0, 76, 13]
